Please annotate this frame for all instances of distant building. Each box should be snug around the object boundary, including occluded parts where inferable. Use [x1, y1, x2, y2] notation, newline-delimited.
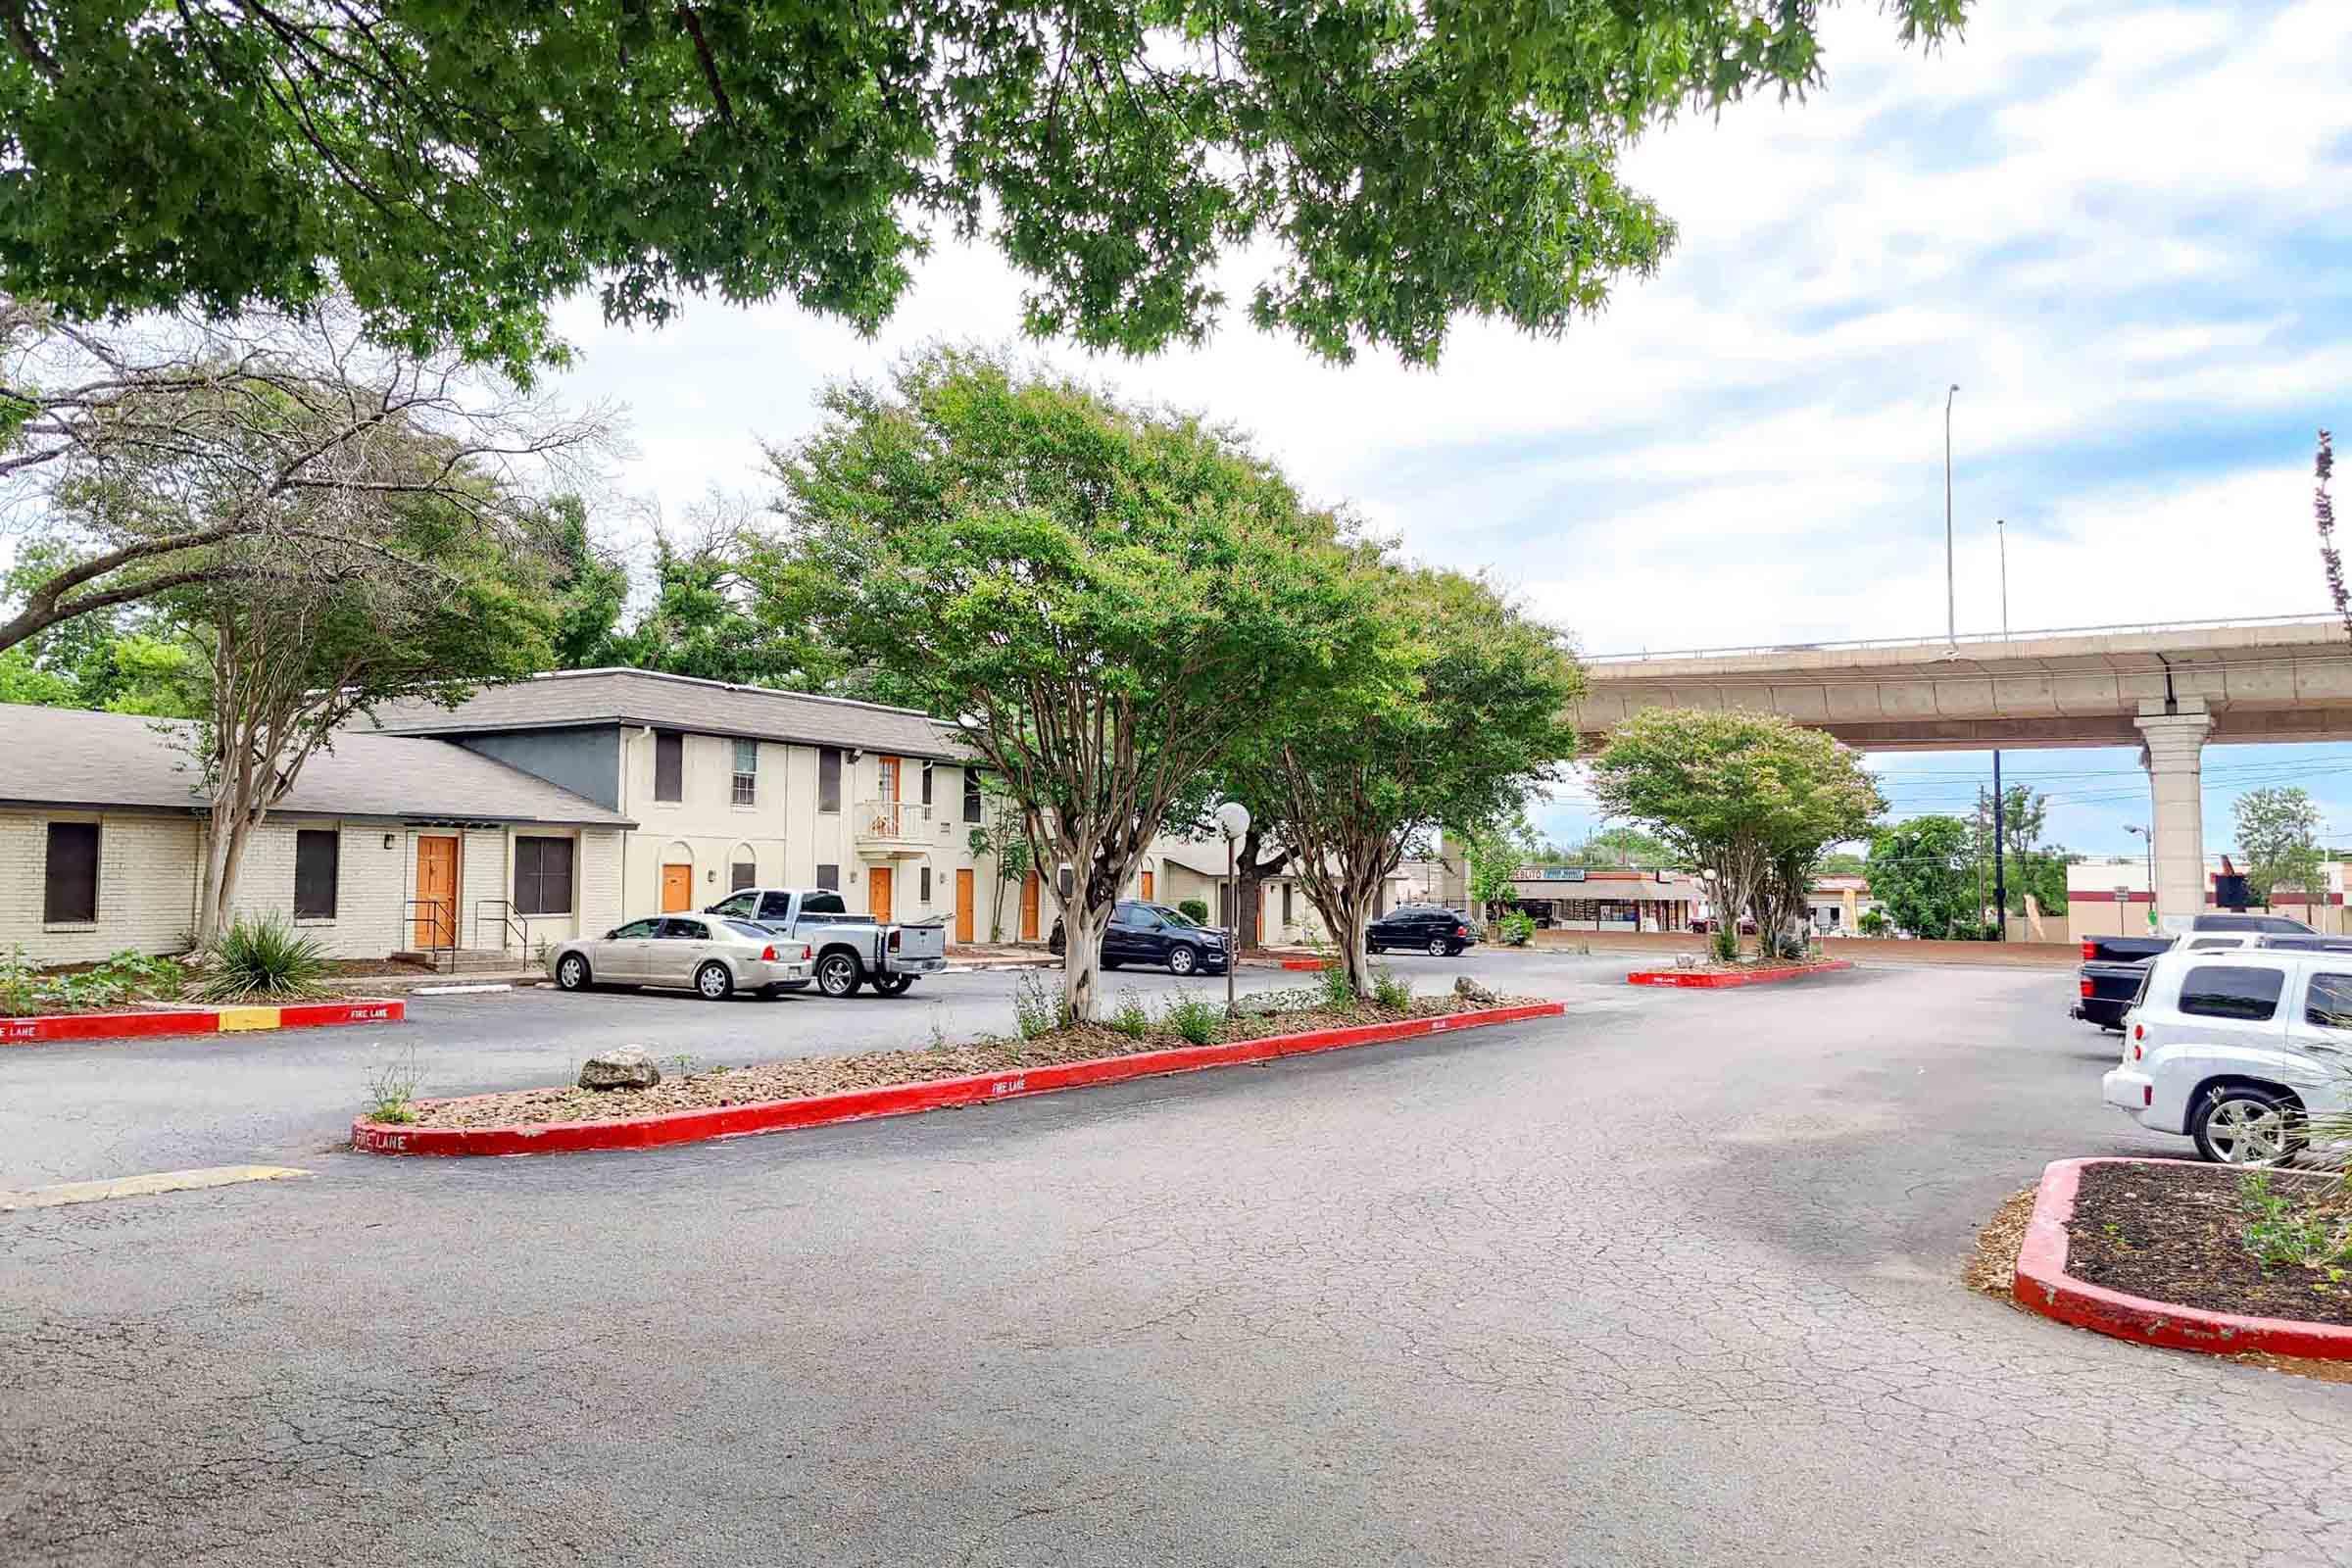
[2065, 854, 2350, 937]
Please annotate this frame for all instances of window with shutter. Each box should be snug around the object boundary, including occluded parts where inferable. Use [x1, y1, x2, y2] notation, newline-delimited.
[294, 829, 340, 918]
[818, 748, 842, 813]
[654, 731, 683, 802]
[514, 836, 576, 915]
[816, 862, 840, 892]
[962, 768, 982, 823]
[43, 822, 99, 923]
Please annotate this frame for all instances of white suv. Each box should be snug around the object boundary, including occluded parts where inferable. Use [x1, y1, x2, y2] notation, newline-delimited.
[2102, 948, 2352, 1164]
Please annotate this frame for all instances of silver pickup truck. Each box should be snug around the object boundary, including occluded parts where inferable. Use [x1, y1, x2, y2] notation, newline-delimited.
[704, 887, 949, 999]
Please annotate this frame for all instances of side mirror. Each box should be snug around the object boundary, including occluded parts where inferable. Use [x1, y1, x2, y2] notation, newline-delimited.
[603, 929, 618, 941]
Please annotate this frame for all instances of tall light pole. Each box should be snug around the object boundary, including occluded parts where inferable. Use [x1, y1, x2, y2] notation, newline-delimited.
[1991, 514, 2008, 939]
[2126, 824, 2155, 931]
[1944, 383, 1960, 649]
[1213, 801, 1251, 1015]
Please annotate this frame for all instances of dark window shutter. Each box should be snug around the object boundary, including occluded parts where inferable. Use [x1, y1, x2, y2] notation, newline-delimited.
[961, 768, 982, 823]
[816, 862, 840, 892]
[731, 859, 756, 891]
[818, 748, 842, 812]
[654, 732, 683, 802]
[919, 866, 932, 903]
[294, 829, 340, 918]
[43, 822, 99, 923]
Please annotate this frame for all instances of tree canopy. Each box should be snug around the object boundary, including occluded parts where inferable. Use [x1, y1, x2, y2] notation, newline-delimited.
[1589, 708, 1882, 958]
[0, 2, 1963, 375]
[2233, 786, 2325, 910]
[758, 345, 1369, 1019]
[1864, 815, 1981, 941]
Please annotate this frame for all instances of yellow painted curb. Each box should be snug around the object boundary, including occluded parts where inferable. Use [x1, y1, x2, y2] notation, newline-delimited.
[0, 1165, 312, 1212]
[215, 1005, 283, 1032]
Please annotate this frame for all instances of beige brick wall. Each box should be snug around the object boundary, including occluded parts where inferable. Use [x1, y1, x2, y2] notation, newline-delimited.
[225, 818, 410, 957]
[0, 808, 203, 963]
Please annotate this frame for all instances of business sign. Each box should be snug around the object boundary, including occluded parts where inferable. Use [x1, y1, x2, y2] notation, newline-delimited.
[1537, 866, 1587, 882]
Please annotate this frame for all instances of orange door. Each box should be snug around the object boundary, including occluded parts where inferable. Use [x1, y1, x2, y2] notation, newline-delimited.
[414, 836, 459, 948]
[955, 869, 975, 945]
[868, 866, 894, 924]
[1020, 871, 1041, 942]
[661, 862, 693, 912]
[1141, 869, 1153, 901]
[877, 755, 900, 802]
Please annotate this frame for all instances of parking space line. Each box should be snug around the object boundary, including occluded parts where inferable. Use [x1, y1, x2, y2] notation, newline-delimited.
[0, 1165, 312, 1213]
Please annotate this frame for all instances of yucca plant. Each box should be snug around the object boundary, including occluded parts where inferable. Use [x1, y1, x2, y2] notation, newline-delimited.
[195, 912, 330, 1003]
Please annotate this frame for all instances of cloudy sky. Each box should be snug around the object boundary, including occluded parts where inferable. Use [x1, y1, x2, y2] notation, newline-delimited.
[545, 0, 2352, 862]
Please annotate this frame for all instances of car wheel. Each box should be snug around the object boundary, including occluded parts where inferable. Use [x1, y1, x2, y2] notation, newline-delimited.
[555, 954, 591, 992]
[2191, 1084, 2301, 1165]
[694, 961, 733, 1001]
[815, 952, 862, 999]
[873, 974, 914, 997]
[1168, 945, 1199, 977]
[1446, 944, 1465, 957]
[1426, 937, 1448, 957]
[1367, 943, 1383, 956]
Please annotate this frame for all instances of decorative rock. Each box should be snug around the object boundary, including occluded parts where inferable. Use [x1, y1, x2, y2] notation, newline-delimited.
[578, 1047, 662, 1091]
[1674, 953, 1698, 970]
[1451, 975, 1500, 1007]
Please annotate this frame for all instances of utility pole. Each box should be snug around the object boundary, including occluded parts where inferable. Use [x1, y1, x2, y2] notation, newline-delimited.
[1992, 514, 2007, 939]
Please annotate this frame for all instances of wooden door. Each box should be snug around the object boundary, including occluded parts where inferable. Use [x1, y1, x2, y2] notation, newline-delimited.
[1141, 869, 1154, 901]
[877, 755, 900, 802]
[1020, 871, 1041, 942]
[414, 836, 459, 948]
[868, 866, 894, 924]
[661, 862, 693, 912]
[955, 869, 975, 945]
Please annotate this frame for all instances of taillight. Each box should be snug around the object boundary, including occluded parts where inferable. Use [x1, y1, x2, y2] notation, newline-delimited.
[2079, 978, 2093, 998]
[801, 945, 812, 960]
[2132, 1043, 2142, 1061]
[888, 928, 902, 952]
[2133, 1023, 2144, 1041]
[2144, 1084, 2154, 1107]
[2082, 941, 2096, 961]
[1454, 924, 1467, 936]
[760, 945, 777, 961]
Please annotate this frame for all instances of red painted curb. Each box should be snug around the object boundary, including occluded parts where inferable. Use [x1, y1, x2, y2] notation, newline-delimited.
[0, 996, 405, 1045]
[1626, 959, 1853, 988]
[1279, 958, 1325, 971]
[353, 1001, 1569, 1157]
[2012, 1156, 2352, 1359]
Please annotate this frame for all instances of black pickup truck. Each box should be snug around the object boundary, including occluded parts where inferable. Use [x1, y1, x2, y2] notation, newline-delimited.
[2072, 913, 2317, 1029]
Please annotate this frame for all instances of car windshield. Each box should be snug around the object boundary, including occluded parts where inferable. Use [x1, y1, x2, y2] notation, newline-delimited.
[1153, 904, 1201, 929]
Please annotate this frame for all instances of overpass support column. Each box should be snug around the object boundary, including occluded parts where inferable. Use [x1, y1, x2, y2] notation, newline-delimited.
[2135, 699, 2213, 928]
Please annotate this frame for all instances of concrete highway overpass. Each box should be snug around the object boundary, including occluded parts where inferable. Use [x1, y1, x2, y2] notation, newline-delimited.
[1570, 614, 2352, 926]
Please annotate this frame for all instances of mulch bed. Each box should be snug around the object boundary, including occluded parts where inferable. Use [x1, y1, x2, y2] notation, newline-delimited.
[406, 992, 1532, 1130]
[2063, 1161, 2352, 1326]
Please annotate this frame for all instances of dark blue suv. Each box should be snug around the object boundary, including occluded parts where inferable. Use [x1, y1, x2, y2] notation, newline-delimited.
[1049, 901, 1231, 976]
[1365, 905, 1477, 957]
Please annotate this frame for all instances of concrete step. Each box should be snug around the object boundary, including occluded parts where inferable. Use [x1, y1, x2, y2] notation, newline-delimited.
[389, 949, 521, 973]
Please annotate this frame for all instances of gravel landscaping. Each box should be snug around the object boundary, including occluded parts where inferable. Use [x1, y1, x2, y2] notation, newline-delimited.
[2063, 1161, 2352, 1326]
[400, 990, 1537, 1130]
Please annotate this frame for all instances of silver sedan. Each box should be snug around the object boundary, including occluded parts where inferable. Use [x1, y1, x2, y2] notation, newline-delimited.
[546, 914, 813, 1001]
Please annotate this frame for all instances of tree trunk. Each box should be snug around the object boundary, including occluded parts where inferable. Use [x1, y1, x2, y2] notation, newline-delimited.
[1060, 897, 1116, 1024]
[988, 865, 1006, 943]
[1333, 901, 1373, 996]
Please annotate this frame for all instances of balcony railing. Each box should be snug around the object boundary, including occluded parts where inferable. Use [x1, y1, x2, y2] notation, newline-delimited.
[855, 799, 933, 850]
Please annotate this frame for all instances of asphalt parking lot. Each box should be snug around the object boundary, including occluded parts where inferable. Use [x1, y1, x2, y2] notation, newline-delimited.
[6, 962, 2349, 1567]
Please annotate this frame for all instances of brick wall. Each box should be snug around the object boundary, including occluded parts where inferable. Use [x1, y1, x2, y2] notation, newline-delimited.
[224, 819, 410, 957]
[0, 808, 202, 963]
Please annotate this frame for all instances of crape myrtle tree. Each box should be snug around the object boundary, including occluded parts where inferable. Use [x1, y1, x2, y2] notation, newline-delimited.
[0, 300, 611, 656]
[757, 347, 1368, 1023]
[1247, 565, 1584, 997]
[0, 3, 1964, 377]
[1589, 708, 1884, 961]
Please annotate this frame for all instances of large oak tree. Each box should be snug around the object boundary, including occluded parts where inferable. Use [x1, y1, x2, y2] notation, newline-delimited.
[0, 2, 1963, 375]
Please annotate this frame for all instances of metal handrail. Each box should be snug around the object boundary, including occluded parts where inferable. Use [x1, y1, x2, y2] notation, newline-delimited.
[472, 898, 529, 955]
[1583, 611, 2346, 665]
[404, 897, 455, 970]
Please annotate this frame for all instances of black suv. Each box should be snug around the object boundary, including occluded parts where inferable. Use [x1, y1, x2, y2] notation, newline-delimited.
[1365, 905, 1477, 957]
[1048, 901, 1231, 976]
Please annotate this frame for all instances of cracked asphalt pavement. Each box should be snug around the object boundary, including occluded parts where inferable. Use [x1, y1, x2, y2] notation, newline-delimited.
[6, 959, 2350, 1565]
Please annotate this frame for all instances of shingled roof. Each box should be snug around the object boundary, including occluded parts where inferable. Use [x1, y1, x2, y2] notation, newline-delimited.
[0, 705, 632, 826]
[366, 668, 970, 760]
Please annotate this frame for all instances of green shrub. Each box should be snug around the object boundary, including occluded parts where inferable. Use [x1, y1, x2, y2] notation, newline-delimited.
[1161, 995, 1221, 1046]
[1708, 926, 1739, 965]
[2239, 1172, 2352, 1268]
[0, 945, 188, 1016]
[1371, 967, 1412, 1011]
[1108, 992, 1152, 1039]
[1010, 968, 1067, 1040]
[364, 1047, 422, 1125]
[1497, 909, 1536, 947]
[1177, 898, 1210, 926]
[1318, 953, 1355, 1007]
[195, 913, 329, 1003]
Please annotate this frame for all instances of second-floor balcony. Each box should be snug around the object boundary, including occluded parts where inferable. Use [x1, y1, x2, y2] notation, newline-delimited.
[854, 799, 935, 858]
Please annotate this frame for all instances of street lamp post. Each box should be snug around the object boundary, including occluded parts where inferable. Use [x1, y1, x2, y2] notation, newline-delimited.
[1991, 515, 2008, 940]
[1944, 383, 1960, 649]
[2126, 824, 2155, 931]
[1213, 801, 1251, 1015]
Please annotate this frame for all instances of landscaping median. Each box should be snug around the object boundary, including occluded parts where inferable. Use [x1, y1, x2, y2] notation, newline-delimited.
[2012, 1156, 2352, 1360]
[354, 995, 1565, 1157]
[4, 997, 405, 1046]
[1627, 959, 1852, 989]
